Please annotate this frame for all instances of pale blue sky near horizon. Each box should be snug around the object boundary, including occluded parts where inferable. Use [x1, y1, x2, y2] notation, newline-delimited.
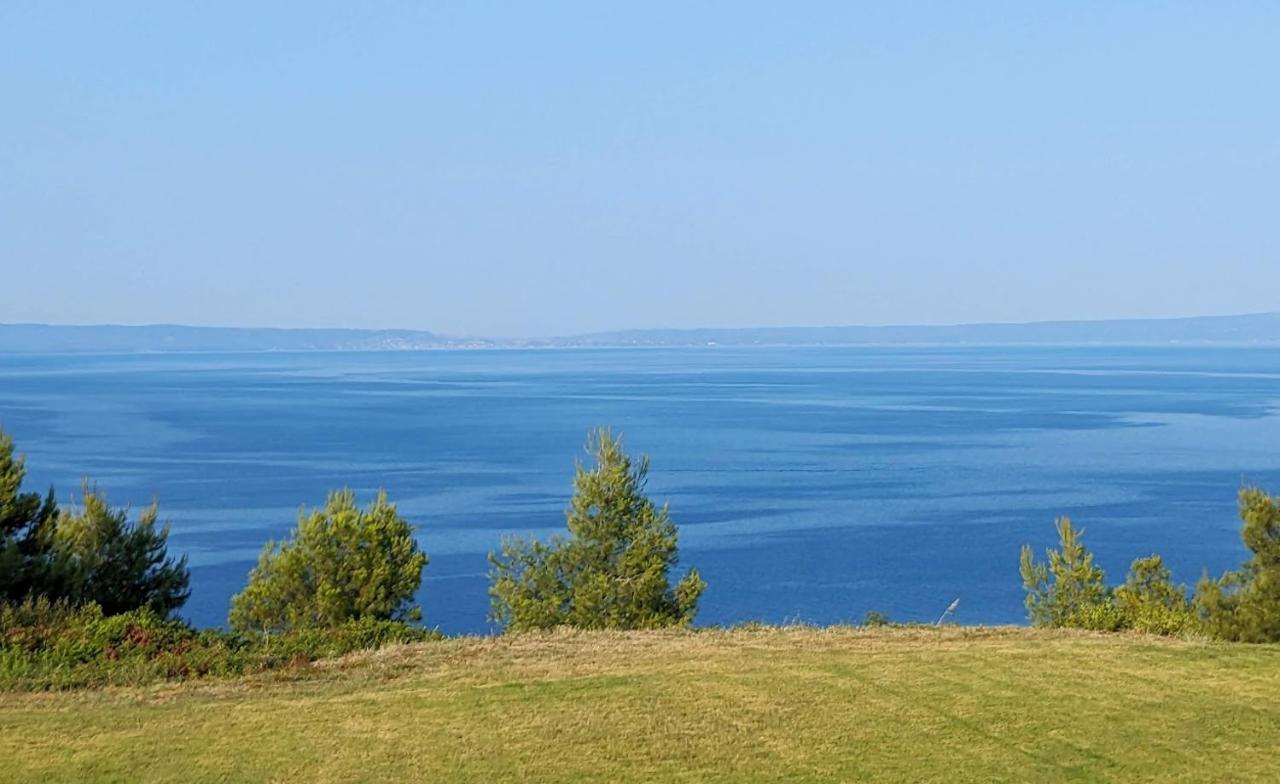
[2, 2, 1277, 338]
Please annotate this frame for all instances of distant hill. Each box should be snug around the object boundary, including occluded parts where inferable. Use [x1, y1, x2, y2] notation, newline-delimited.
[2, 313, 1278, 353]
[558, 312, 1280, 347]
[0, 324, 492, 353]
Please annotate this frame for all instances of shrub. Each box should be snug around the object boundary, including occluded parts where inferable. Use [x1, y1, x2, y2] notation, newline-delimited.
[862, 610, 891, 627]
[489, 428, 705, 631]
[1, 599, 215, 689]
[0, 597, 437, 691]
[1195, 487, 1280, 642]
[0, 596, 97, 653]
[1020, 520, 1203, 637]
[1124, 603, 1198, 636]
[1064, 602, 1126, 632]
[229, 489, 428, 634]
[52, 484, 190, 616]
[1114, 555, 1197, 636]
[3, 430, 189, 618]
[0, 429, 59, 602]
[1019, 517, 1108, 627]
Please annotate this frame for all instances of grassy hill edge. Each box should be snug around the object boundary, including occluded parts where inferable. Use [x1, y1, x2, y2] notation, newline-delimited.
[3, 625, 1279, 783]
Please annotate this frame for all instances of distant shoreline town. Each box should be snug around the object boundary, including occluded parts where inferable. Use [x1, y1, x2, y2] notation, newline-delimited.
[2, 312, 1279, 353]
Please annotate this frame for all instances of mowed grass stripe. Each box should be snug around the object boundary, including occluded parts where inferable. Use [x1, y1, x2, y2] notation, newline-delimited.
[1, 627, 1278, 783]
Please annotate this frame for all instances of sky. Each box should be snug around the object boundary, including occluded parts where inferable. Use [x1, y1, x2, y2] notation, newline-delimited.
[2, 2, 1278, 337]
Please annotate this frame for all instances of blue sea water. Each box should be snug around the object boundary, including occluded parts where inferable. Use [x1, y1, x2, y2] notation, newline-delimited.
[1, 346, 1278, 633]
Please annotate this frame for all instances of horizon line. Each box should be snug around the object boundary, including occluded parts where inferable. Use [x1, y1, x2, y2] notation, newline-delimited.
[4, 309, 1278, 342]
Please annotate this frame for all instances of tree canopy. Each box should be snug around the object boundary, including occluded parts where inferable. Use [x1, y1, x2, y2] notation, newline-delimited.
[1196, 487, 1280, 642]
[0, 430, 59, 603]
[229, 489, 428, 634]
[489, 428, 705, 631]
[53, 484, 191, 616]
[1019, 516, 1107, 627]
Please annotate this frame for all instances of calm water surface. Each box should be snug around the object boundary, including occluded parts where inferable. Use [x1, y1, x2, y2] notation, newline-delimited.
[2, 346, 1278, 632]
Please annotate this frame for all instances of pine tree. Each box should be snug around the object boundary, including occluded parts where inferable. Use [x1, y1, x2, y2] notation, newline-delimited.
[1195, 487, 1280, 642]
[1019, 516, 1108, 627]
[489, 428, 705, 631]
[1115, 555, 1188, 615]
[1114, 554, 1195, 635]
[54, 484, 190, 616]
[229, 489, 427, 633]
[0, 429, 59, 602]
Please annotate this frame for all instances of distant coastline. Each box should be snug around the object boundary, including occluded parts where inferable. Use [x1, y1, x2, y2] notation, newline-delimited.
[2, 312, 1279, 353]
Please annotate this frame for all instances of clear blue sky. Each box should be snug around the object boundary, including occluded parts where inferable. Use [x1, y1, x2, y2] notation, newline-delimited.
[2, 2, 1277, 337]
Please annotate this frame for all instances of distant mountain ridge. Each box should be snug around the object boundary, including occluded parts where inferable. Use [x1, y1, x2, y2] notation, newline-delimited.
[558, 312, 1280, 347]
[2, 313, 1278, 353]
[0, 324, 491, 353]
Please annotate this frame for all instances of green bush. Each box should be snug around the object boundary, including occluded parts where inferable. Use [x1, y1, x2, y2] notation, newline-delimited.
[0, 597, 438, 692]
[489, 428, 705, 631]
[0, 430, 60, 602]
[1019, 517, 1108, 627]
[2, 430, 189, 617]
[1064, 602, 1126, 632]
[229, 489, 428, 634]
[862, 610, 891, 627]
[1195, 487, 1280, 642]
[1055, 599, 1197, 636]
[1020, 522, 1199, 637]
[1114, 555, 1198, 636]
[0, 599, 219, 689]
[1125, 603, 1198, 636]
[53, 484, 190, 616]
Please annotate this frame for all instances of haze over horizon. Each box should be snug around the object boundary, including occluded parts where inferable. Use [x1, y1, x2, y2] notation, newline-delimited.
[4, 3, 1278, 336]
[6, 309, 1280, 342]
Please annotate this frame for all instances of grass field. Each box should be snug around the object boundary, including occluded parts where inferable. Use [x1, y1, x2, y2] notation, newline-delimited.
[1, 626, 1278, 783]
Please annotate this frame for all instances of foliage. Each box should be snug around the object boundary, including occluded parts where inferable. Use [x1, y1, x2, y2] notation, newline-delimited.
[229, 489, 428, 634]
[1019, 517, 1108, 627]
[2, 431, 188, 617]
[1115, 555, 1187, 614]
[1195, 487, 1280, 642]
[0, 597, 244, 690]
[53, 484, 190, 616]
[1063, 601, 1126, 632]
[1020, 520, 1200, 636]
[1114, 555, 1197, 636]
[863, 610, 890, 627]
[0, 596, 437, 691]
[0, 429, 59, 602]
[489, 428, 705, 631]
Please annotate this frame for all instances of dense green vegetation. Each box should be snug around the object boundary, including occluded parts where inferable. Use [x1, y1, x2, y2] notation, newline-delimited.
[2, 626, 1278, 783]
[51, 484, 191, 616]
[5, 418, 1280, 703]
[0, 431, 188, 613]
[489, 428, 704, 630]
[1018, 489, 1277, 638]
[1019, 516, 1196, 634]
[1195, 487, 1280, 642]
[0, 431, 59, 601]
[2, 426, 710, 690]
[229, 489, 428, 633]
[0, 598, 435, 691]
[0, 429, 434, 690]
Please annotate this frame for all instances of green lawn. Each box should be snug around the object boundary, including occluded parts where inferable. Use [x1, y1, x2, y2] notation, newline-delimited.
[1, 626, 1277, 783]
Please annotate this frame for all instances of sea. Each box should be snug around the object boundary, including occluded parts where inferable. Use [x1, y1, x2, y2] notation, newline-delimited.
[1, 346, 1278, 633]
